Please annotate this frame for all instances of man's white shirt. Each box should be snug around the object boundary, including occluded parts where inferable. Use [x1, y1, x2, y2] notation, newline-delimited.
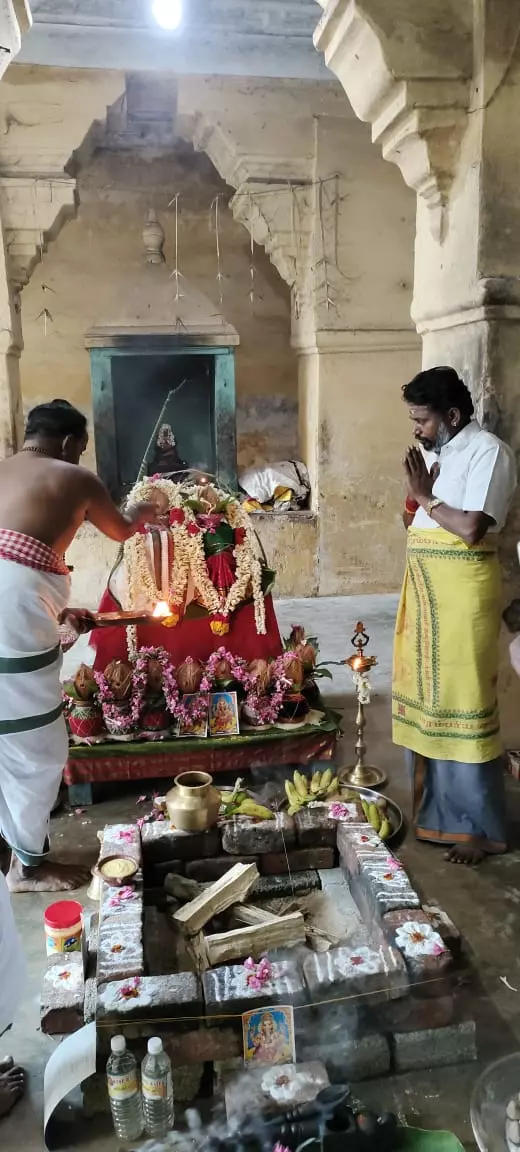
[413, 420, 517, 532]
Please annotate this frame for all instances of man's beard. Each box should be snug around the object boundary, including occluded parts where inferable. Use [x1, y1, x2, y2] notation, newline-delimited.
[417, 424, 451, 455]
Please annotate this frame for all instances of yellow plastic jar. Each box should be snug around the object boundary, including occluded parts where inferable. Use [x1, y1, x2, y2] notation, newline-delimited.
[44, 900, 83, 956]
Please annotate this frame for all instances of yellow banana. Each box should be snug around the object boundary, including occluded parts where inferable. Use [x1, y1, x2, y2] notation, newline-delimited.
[285, 780, 299, 807]
[361, 800, 370, 821]
[287, 804, 301, 815]
[294, 770, 309, 799]
[326, 776, 339, 795]
[310, 770, 322, 794]
[368, 803, 381, 833]
[237, 799, 274, 820]
[379, 817, 391, 840]
[320, 768, 332, 791]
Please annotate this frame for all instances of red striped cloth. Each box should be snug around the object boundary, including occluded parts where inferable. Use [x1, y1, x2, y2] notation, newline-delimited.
[0, 530, 69, 577]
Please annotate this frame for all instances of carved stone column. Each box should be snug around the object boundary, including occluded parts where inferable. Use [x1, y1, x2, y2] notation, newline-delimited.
[0, 1, 32, 454]
[315, 0, 520, 737]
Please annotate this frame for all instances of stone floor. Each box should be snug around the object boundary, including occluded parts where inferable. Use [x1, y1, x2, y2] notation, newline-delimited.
[6, 594, 520, 1151]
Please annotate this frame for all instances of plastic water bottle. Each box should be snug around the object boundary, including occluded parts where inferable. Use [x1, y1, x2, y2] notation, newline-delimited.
[141, 1036, 174, 1137]
[106, 1035, 143, 1141]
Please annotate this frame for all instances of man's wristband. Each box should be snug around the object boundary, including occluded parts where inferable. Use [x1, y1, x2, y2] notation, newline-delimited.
[405, 498, 419, 514]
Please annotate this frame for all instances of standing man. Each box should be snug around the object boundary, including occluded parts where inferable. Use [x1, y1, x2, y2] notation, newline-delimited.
[0, 399, 159, 893]
[393, 366, 517, 864]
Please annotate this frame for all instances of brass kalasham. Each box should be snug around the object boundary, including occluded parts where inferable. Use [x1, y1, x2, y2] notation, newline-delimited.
[340, 622, 387, 789]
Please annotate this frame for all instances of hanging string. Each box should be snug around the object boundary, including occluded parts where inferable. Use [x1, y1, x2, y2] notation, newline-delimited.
[210, 194, 224, 306]
[168, 192, 184, 302]
[248, 192, 255, 308]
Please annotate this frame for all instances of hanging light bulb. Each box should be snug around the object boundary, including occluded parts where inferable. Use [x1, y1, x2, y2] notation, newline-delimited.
[152, 0, 183, 30]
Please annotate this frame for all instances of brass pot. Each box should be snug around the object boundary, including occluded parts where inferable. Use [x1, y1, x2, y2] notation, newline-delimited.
[165, 770, 221, 832]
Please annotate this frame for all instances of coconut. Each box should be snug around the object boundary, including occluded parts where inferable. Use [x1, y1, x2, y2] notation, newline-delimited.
[288, 625, 305, 648]
[213, 656, 233, 685]
[294, 642, 317, 672]
[73, 663, 97, 701]
[146, 657, 164, 694]
[283, 655, 304, 689]
[104, 659, 133, 700]
[176, 657, 204, 695]
[248, 658, 271, 696]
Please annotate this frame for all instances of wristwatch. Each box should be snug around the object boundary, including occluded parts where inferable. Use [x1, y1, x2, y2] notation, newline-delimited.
[426, 497, 443, 518]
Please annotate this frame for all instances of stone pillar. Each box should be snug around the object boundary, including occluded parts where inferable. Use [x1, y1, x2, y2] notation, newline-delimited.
[294, 113, 420, 595]
[0, 1, 32, 453]
[314, 0, 520, 739]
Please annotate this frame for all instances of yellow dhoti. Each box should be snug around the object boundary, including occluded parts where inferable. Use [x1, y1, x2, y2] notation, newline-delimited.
[392, 528, 502, 764]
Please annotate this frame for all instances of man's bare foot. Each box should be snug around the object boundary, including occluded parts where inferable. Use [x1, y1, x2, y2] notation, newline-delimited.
[0, 1057, 13, 1074]
[445, 844, 486, 865]
[7, 855, 90, 893]
[0, 1063, 25, 1119]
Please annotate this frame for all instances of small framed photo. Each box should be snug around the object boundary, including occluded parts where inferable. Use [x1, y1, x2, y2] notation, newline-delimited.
[209, 691, 240, 737]
[242, 1005, 295, 1066]
[177, 695, 208, 739]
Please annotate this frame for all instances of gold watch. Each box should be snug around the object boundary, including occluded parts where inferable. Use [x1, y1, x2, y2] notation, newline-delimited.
[426, 497, 443, 517]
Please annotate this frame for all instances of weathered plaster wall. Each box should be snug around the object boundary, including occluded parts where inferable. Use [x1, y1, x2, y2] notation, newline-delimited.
[20, 143, 298, 469]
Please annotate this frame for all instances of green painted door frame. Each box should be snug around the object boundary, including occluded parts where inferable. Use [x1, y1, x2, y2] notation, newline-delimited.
[88, 342, 237, 501]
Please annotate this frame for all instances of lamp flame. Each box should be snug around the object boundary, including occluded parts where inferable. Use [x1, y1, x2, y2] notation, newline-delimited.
[153, 600, 170, 619]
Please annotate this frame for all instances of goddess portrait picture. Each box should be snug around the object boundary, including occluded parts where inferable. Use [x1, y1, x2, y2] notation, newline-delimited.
[209, 691, 239, 737]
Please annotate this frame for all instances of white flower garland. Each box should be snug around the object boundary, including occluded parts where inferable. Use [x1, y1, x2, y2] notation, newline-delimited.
[122, 480, 266, 638]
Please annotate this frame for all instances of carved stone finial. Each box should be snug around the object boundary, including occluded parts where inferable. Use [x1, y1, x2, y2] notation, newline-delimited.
[142, 208, 165, 264]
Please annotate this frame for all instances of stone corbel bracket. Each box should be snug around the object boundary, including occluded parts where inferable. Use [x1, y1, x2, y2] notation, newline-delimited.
[182, 112, 314, 309]
[0, 175, 77, 289]
[314, 0, 471, 240]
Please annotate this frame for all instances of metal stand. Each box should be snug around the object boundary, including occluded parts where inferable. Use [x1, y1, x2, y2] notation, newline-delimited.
[340, 696, 387, 789]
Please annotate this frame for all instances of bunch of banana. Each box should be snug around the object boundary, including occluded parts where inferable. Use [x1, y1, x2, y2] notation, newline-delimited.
[219, 785, 274, 821]
[360, 796, 392, 841]
[285, 768, 339, 814]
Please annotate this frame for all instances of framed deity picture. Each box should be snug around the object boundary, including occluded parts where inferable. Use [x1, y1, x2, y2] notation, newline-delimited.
[242, 1005, 295, 1066]
[177, 695, 209, 738]
[209, 691, 240, 737]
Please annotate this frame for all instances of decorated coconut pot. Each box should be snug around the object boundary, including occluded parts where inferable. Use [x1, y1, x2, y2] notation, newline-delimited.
[140, 703, 172, 735]
[67, 701, 104, 740]
[102, 701, 134, 738]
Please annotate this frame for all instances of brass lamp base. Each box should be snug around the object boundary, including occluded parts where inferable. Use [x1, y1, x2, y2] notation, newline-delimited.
[340, 763, 387, 789]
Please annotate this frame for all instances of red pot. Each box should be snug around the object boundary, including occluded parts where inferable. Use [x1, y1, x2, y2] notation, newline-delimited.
[68, 702, 104, 740]
[141, 706, 172, 733]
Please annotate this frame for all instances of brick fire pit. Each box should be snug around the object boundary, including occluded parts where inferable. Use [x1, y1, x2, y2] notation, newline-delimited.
[40, 803, 477, 1118]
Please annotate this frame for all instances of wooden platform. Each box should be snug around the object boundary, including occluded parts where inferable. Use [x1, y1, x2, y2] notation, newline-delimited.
[64, 712, 339, 805]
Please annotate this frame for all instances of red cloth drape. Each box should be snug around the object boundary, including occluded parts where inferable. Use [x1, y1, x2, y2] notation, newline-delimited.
[90, 589, 282, 670]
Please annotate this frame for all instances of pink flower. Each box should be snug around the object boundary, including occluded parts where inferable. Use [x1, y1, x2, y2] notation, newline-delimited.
[118, 830, 134, 842]
[136, 795, 147, 805]
[350, 955, 364, 967]
[432, 942, 447, 956]
[244, 956, 256, 970]
[136, 817, 145, 831]
[187, 522, 201, 537]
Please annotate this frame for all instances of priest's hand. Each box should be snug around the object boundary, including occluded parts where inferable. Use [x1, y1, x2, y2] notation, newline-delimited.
[403, 447, 437, 503]
[59, 608, 97, 635]
[126, 498, 166, 529]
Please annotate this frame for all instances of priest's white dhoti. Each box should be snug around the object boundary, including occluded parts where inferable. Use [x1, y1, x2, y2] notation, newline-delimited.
[0, 533, 70, 867]
[0, 872, 25, 1035]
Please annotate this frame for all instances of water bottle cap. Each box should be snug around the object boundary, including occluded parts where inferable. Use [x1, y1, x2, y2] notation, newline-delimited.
[111, 1035, 126, 1054]
[148, 1037, 163, 1055]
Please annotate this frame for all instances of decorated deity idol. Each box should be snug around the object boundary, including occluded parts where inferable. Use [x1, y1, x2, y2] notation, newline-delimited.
[89, 478, 282, 669]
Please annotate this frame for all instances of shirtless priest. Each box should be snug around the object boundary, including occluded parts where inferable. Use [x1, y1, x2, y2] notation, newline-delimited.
[0, 399, 159, 893]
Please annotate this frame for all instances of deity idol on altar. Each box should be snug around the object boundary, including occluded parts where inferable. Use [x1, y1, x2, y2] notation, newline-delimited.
[90, 475, 283, 671]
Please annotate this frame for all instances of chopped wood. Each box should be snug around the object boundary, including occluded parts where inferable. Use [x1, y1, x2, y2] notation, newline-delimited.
[185, 931, 210, 974]
[232, 904, 280, 927]
[172, 862, 259, 936]
[205, 911, 305, 966]
[165, 874, 204, 902]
